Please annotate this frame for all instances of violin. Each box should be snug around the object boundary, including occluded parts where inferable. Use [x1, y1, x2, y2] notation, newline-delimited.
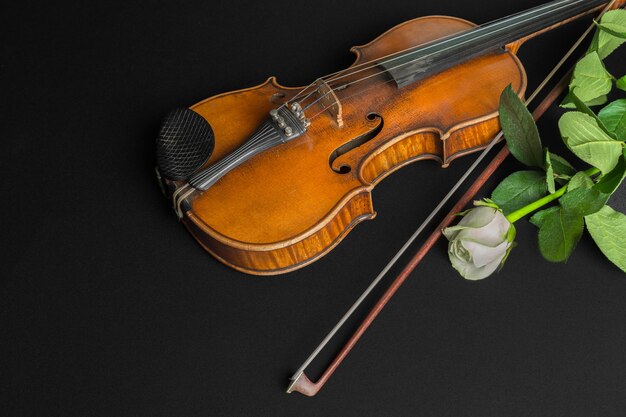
[155, 0, 610, 275]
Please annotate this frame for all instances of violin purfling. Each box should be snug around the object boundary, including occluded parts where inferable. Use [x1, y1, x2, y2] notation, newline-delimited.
[155, 0, 609, 275]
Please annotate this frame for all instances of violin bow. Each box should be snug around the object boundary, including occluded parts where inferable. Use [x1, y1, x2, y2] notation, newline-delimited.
[287, 0, 623, 397]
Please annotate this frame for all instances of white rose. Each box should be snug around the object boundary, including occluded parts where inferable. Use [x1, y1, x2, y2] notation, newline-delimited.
[443, 206, 515, 280]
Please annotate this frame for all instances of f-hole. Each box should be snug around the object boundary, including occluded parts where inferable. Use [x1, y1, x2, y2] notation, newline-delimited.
[329, 112, 384, 174]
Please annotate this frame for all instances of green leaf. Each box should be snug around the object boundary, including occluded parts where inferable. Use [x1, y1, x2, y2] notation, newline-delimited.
[570, 52, 613, 104]
[598, 99, 626, 140]
[499, 85, 543, 168]
[590, 10, 626, 59]
[491, 171, 548, 215]
[568, 91, 615, 137]
[568, 171, 594, 191]
[549, 152, 576, 178]
[596, 22, 626, 39]
[617, 75, 626, 92]
[530, 206, 558, 228]
[544, 149, 556, 194]
[561, 93, 608, 109]
[595, 9, 626, 38]
[595, 156, 626, 195]
[536, 207, 584, 263]
[559, 112, 624, 174]
[559, 187, 608, 217]
[585, 205, 626, 273]
[588, 29, 601, 56]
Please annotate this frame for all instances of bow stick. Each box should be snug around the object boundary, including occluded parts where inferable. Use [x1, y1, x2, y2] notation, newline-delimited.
[287, 0, 623, 396]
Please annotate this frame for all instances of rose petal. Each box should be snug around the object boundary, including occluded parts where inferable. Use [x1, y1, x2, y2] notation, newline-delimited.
[442, 225, 463, 240]
[445, 206, 515, 280]
[450, 240, 471, 262]
[457, 207, 499, 229]
[461, 239, 509, 268]
[456, 213, 510, 247]
[449, 251, 503, 280]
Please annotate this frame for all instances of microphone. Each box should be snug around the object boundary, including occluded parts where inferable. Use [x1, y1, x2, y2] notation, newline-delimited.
[156, 108, 215, 181]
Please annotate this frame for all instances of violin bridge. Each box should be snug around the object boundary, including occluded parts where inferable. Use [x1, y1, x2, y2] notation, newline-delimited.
[314, 78, 343, 128]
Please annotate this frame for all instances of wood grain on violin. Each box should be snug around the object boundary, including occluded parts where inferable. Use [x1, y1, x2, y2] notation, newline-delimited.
[156, 0, 611, 275]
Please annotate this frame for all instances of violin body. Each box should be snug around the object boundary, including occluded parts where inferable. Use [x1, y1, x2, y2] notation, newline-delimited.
[162, 15, 526, 275]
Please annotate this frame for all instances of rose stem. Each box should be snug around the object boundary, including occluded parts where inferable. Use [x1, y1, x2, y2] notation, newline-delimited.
[505, 167, 600, 223]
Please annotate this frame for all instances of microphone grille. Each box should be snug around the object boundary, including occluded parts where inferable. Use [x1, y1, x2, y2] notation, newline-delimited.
[156, 108, 215, 181]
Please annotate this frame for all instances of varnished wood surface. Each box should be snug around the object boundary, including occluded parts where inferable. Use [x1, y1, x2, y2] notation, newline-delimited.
[179, 16, 526, 275]
[6, 1, 626, 413]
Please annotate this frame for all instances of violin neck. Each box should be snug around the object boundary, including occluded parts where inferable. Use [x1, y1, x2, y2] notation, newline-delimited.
[381, 0, 609, 88]
[501, 0, 609, 48]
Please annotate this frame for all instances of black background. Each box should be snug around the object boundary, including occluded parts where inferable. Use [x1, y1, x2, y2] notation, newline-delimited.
[3, 1, 626, 416]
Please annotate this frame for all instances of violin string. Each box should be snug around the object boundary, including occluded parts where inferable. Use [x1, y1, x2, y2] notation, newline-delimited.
[290, 0, 577, 110]
[302, 0, 589, 118]
[306, 2, 575, 123]
[302, 11, 575, 114]
[287, 0, 617, 387]
[328, 0, 572, 87]
[189, 125, 275, 183]
[176, 1, 597, 210]
[184, 0, 585, 193]
[289, 0, 573, 107]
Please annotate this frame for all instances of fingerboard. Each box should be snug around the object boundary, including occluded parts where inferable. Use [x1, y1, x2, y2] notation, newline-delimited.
[379, 0, 606, 88]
